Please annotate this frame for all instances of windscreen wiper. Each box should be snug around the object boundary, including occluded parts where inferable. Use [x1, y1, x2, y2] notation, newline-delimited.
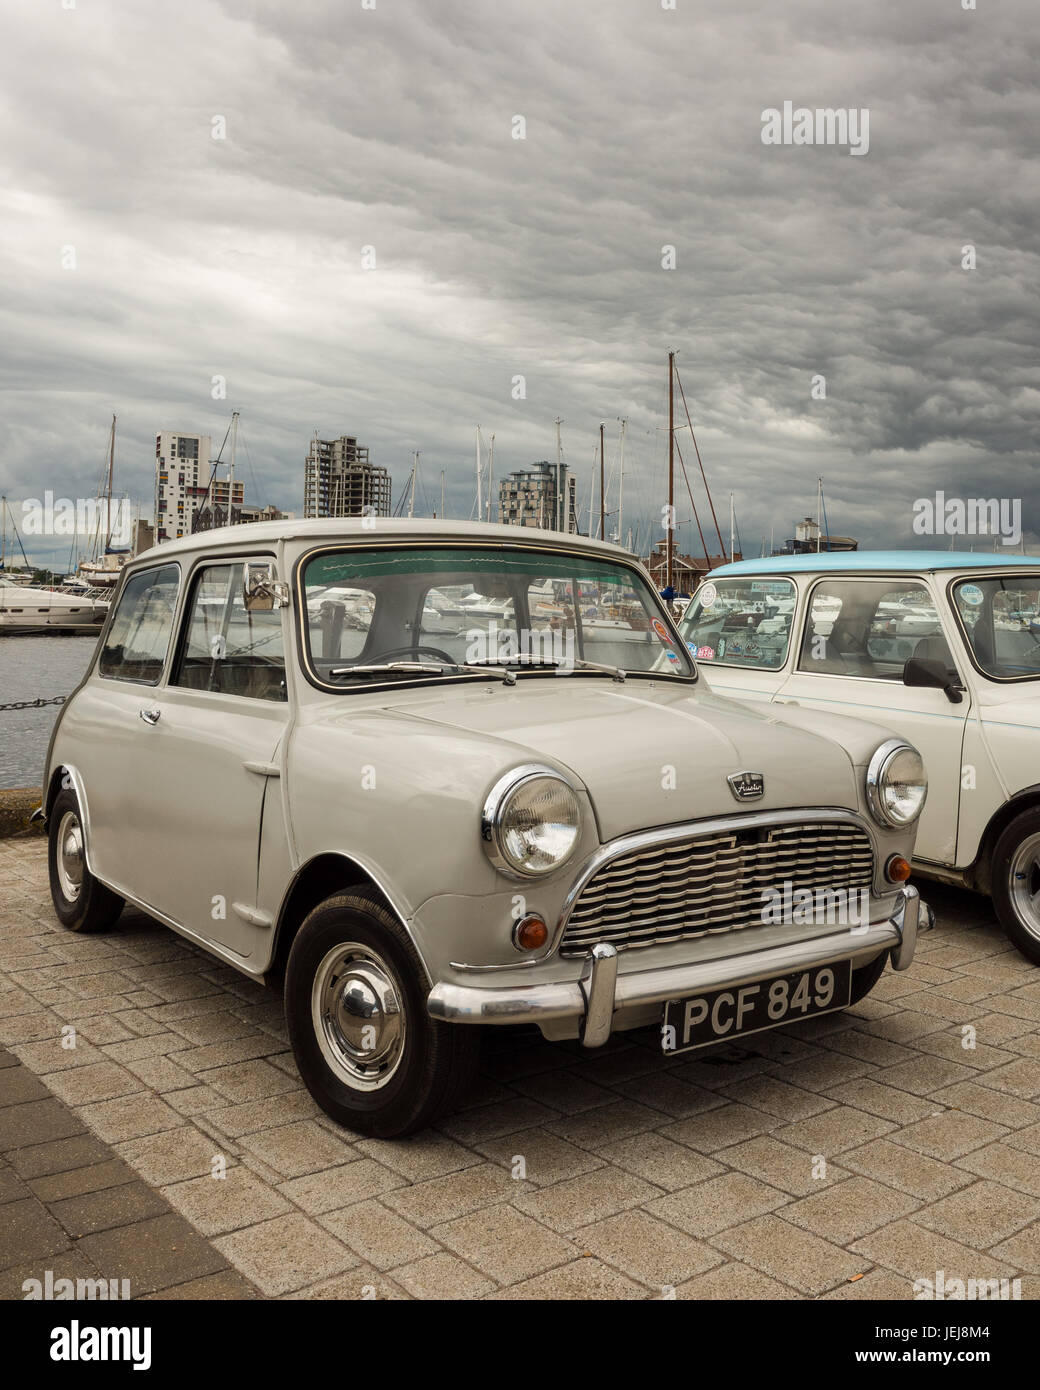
[329, 661, 517, 685]
[465, 656, 627, 682]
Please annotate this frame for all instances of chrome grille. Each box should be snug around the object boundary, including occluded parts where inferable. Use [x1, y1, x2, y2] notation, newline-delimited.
[559, 820, 875, 956]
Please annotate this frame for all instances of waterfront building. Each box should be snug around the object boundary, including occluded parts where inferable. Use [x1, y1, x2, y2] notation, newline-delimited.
[497, 461, 577, 533]
[304, 434, 390, 518]
[773, 516, 858, 555]
[643, 539, 738, 596]
[154, 431, 243, 542]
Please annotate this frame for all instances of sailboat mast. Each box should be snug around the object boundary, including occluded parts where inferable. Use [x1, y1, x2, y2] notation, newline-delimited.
[599, 423, 606, 541]
[440, 470, 446, 521]
[408, 452, 418, 519]
[617, 418, 626, 546]
[103, 415, 116, 551]
[667, 352, 675, 590]
[487, 435, 495, 523]
[817, 477, 822, 553]
[475, 428, 482, 521]
[226, 411, 239, 527]
[729, 493, 735, 562]
[555, 417, 563, 532]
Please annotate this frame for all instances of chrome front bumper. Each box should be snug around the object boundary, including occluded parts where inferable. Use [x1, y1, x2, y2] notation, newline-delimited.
[427, 884, 932, 1048]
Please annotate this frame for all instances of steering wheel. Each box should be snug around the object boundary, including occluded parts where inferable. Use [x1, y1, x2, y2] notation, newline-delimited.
[371, 645, 459, 664]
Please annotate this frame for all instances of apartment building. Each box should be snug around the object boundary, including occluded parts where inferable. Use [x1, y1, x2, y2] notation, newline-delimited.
[304, 434, 390, 518]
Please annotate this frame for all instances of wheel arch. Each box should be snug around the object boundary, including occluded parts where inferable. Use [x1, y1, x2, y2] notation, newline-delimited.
[44, 765, 97, 871]
[269, 853, 423, 983]
[970, 783, 1040, 896]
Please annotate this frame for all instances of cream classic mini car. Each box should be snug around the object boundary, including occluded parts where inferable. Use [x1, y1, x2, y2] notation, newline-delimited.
[43, 520, 930, 1137]
[681, 551, 1040, 965]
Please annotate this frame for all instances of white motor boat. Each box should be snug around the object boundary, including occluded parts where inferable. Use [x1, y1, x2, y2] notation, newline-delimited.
[0, 577, 109, 631]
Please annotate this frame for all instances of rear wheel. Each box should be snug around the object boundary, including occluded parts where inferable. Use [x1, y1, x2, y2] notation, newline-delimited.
[991, 810, 1040, 965]
[47, 789, 124, 933]
[284, 890, 480, 1137]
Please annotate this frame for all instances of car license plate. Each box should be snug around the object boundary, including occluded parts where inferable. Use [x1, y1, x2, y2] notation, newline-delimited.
[662, 961, 852, 1055]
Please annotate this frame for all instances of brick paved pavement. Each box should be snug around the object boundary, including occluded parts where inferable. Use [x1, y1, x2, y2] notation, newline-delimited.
[0, 1047, 260, 1299]
[2, 838, 1037, 1300]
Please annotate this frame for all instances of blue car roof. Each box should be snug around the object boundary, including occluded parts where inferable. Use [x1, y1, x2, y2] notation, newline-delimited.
[707, 551, 1040, 578]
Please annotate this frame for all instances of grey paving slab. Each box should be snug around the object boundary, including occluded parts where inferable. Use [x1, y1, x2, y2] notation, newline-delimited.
[1, 841, 1037, 1300]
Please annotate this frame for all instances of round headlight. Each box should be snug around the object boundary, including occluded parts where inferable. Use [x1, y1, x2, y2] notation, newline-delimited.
[866, 740, 927, 828]
[482, 767, 582, 877]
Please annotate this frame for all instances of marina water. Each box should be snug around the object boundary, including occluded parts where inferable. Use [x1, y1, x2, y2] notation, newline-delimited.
[0, 635, 98, 787]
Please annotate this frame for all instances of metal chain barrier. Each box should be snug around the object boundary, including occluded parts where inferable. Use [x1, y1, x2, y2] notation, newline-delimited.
[0, 695, 67, 711]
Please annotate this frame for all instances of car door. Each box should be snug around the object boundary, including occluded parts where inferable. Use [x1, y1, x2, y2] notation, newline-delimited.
[63, 561, 183, 898]
[774, 575, 969, 865]
[121, 557, 292, 960]
[679, 575, 798, 700]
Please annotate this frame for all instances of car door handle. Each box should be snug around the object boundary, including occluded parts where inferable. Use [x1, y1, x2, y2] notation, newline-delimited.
[139, 708, 161, 725]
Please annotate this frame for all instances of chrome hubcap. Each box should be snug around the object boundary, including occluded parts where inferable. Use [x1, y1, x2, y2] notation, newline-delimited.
[56, 810, 84, 903]
[1009, 833, 1040, 942]
[311, 942, 405, 1091]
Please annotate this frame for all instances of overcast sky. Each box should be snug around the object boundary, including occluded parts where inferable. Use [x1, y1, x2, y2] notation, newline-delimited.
[2, 0, 1038, 567]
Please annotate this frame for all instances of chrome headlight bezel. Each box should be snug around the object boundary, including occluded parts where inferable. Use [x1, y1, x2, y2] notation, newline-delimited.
[866, 739, 927, 828]
[481, 764, 582, 879]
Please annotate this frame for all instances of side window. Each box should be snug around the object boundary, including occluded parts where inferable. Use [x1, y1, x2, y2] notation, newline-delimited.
[98, 565, 180, 685]
[681, 577, 796, 669]
[172, 563, 287, 702]
[799, 580, 952, 679]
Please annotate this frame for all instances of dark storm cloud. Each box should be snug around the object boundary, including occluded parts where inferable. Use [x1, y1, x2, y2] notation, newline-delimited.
[1, 0, 1038, 566]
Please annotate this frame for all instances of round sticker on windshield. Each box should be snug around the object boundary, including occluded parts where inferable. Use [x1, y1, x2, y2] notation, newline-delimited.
[652, 617, 671, 643]
[699, 582, 718, 608]
[960, 583, 984, 606]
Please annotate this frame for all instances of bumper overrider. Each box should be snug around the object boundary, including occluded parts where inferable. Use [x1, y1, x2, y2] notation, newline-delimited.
[428, 884, 932, 1048]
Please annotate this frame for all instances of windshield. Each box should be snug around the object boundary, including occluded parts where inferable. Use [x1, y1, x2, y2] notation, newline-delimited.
[952, 575, 1040, 680]
[300, 545, 694, 686]
[679, 576, 797, 670]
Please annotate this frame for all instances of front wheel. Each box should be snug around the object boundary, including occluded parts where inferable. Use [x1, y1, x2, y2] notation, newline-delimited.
[284, 891, 480, 1138]
[47, 788, 124, 933]
[991, 810, 1040, 965]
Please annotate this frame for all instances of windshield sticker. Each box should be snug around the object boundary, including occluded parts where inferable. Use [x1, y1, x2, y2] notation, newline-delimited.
[699, 582, 718, 608]
[959, 583, 984, 607]
[651, 617, 671, 643]
[695, 644, 715, 659]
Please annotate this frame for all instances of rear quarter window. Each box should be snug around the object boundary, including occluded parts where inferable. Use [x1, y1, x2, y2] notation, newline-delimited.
[98, 564, 180, 685]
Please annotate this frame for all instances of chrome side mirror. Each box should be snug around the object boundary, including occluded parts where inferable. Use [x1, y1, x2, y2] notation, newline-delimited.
[243, 561, 289, 612]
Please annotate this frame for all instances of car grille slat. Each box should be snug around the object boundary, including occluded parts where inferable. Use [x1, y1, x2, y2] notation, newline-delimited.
[559, 820, 874, 956]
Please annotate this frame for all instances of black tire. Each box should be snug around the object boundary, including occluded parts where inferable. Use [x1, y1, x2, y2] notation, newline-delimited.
[47, 788, 124, 933]
[284, 890, 480, 1138]
[990, 809, 1040, 965]
[848, 949, 889, 1005]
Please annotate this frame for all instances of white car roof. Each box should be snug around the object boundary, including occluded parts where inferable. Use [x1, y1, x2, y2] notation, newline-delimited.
[132, 517, 637, 567]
